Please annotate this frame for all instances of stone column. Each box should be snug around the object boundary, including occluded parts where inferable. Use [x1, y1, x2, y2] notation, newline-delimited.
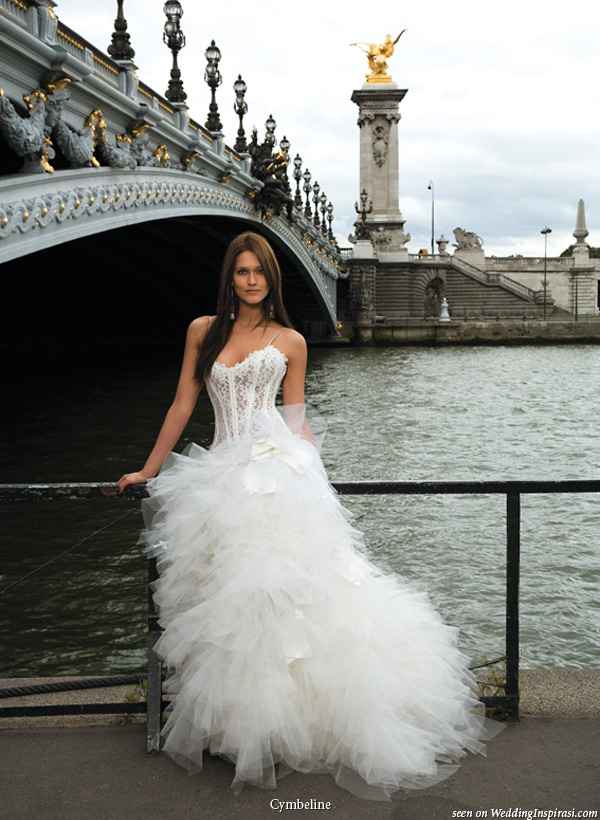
[351, 85, 411, 261]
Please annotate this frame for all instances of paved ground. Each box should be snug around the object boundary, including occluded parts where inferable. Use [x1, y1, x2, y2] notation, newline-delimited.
[1, 670, 599, 820]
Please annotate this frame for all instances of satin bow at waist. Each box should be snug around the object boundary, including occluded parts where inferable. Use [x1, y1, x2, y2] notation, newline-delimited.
[243, 436, 312, 494]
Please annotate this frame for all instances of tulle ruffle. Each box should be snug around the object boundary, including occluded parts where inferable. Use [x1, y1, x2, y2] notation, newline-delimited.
[141, 411, 499, 800]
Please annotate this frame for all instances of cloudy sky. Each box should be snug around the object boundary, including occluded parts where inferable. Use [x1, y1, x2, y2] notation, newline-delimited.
[54, 0, 599, 257]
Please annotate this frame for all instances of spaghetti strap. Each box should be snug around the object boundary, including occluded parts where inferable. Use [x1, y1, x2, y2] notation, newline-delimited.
[267, 327, 286, 346]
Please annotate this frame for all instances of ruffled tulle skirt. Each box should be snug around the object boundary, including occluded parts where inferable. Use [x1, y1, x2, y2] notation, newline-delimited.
[142, 413, 499, 800]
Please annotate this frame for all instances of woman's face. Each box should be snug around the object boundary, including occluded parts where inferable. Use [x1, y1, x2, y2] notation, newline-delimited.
[232, 250, 270, 308]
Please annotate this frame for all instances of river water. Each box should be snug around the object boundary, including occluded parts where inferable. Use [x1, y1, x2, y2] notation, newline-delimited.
[1, 344, 599, 675]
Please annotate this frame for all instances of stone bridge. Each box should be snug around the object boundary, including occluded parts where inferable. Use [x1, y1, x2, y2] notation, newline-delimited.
[0, 0, 346, 344]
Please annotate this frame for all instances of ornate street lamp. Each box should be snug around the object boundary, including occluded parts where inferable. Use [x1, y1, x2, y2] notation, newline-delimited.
[279, 135, 290, 156]
[163, 1, 186, 103]
[108, 0, 135, 61]
[303, 168, 312, 219]
[320, 192, 328, 235]
[312, 181, 321, 228]
[326, 201, 334, 240]
[293, 154, 303, 208]
[233, 75, 248, 153]
[264, 114, 277, 147]
[204, 40, 222, 132]
[541, 226, 552, 320]
[354, 189, 373, 240]
[427, 180, 435, 255]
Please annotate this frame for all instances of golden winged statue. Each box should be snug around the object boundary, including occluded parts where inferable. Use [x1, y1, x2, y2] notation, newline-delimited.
[350, 31, 407, 84]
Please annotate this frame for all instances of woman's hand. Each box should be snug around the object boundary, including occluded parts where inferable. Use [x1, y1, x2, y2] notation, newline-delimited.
[119, 471, 150, 493]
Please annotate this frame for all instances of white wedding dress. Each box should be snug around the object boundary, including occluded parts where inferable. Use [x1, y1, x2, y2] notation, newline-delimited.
[142, 337, 496, 800]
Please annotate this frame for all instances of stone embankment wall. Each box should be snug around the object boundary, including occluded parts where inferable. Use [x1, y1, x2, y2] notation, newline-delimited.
[353, 319, 600, 345]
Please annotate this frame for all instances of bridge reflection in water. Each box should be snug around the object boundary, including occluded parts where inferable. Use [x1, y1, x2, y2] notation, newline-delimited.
[0, 0, 347, 345]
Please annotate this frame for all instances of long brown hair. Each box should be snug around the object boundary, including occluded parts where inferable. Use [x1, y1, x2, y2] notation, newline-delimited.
[195, 231, 293, 385]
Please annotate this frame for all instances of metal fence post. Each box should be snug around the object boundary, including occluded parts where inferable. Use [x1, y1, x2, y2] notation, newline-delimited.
[505, 492, 520, 720]
[146, 556, 163, 753]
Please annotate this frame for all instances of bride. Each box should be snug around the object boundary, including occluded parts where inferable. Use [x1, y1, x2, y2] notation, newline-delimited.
[119, 231, 496, 800]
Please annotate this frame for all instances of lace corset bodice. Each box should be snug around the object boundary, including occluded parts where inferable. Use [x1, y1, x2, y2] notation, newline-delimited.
[207, 345, 288, 446]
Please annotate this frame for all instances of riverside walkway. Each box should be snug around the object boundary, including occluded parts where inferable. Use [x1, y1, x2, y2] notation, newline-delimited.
[1, 670, 599, 820]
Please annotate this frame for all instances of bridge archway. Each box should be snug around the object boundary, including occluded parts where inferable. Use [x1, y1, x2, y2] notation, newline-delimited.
[1, 212, 333, 346]
[0, 6, 346, 345]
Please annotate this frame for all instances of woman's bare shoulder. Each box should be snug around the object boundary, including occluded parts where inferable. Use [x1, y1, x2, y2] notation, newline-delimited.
[188, 315, 216, 343]
[277, 327, 305, 345]
[278, 328, 307, 361]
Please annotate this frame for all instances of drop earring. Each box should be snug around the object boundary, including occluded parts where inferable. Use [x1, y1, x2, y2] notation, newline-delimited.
[230, 285, 235, 320]
[269, 296, 274, 319]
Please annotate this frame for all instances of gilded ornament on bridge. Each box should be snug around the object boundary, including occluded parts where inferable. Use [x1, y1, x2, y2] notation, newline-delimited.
[153, 145, 170, 166]
[350, 31, 407, 84]
[46, 78, 71, 95]
[182, 151, 199, 167]
[40, 136, 54, 174]
[1, 77, 155, 173]
[131, 124, 150, 139]
[248, 128, 294, 221]
[23, 91, 47, 108]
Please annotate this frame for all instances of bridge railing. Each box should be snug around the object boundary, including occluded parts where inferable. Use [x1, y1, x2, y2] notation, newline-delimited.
[2, 478, 599, 750]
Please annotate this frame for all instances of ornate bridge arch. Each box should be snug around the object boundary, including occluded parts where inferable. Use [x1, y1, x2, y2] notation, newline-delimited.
[0, 1, 346, 341]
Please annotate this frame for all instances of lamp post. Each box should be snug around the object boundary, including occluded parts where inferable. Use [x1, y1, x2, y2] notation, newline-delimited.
[264, 114, 277, 147]
[541, 227, 552, 320]
[427, 181, 434, 255]
[233, 75, 248, 153]
[204, 40, 222, 132]
[279, 135, 290, 156]
[354, 189, 373, 240]
[326, 201, 334, 240]
[312, 181, 321, 228]
[163, 0, 186, 103]
[320, 192, 328, 235]
[293, 154, 303, 208]
[303, 169, 312, 219]
[108, 0, 135, 61]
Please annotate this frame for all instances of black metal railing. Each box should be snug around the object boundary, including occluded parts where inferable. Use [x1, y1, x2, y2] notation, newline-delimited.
[2, 478, 599, 750]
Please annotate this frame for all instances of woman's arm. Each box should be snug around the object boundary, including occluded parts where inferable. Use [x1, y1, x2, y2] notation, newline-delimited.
[280, 331, 315, 444]
[118, 317, 210, 491]
[281, 330, 307, 406]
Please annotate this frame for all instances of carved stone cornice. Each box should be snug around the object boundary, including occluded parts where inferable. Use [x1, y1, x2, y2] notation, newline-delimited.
[0, 177, 252, 242]
[351, 88, 407, 107]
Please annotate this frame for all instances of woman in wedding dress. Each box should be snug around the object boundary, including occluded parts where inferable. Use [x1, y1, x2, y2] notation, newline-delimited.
[119, 231, 496, 800]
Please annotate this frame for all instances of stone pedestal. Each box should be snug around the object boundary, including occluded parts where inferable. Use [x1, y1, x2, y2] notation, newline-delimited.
[352, 239, 376, 260]
[351, 85, 410, 261]
[454, 247, 486, 269]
